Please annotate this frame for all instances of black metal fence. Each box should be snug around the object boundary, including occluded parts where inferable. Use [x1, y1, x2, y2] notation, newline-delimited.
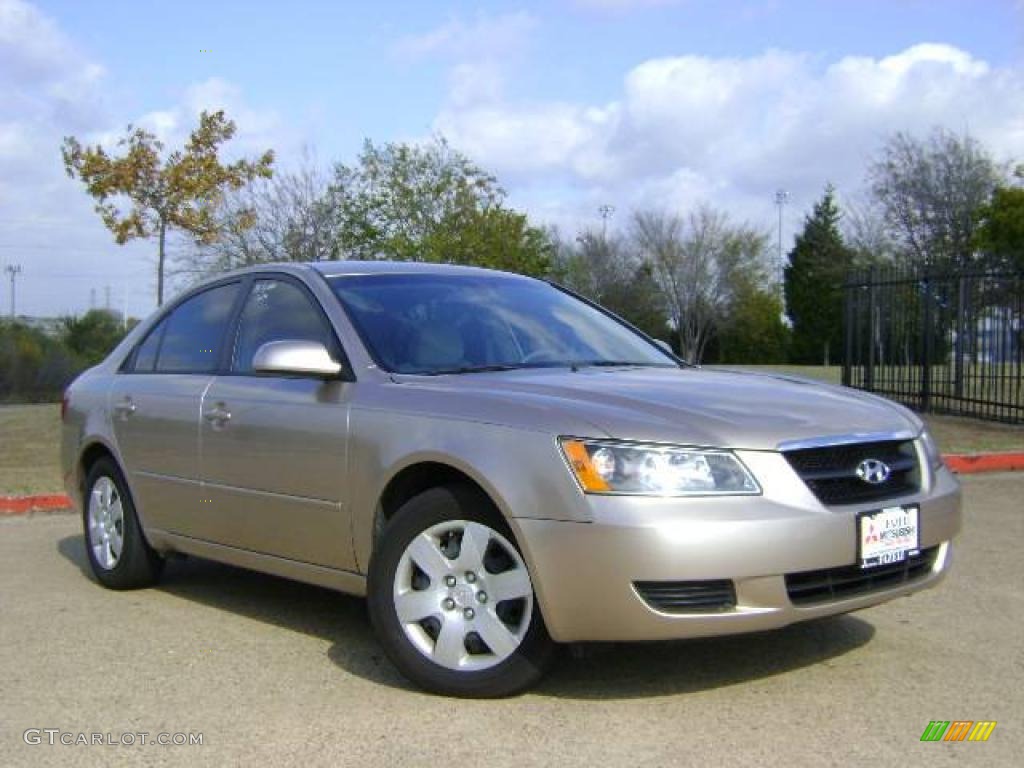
[843, 267, 1024, 423]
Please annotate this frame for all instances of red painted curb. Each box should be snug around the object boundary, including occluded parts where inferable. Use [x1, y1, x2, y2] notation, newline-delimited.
[0, 451, 1021, 515]
[0, 494, 72, 515]
[944, 452, 1024, 474]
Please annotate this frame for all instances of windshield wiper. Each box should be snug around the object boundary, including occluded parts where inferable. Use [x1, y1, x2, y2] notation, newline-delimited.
[569, 360, 671, 370]
[419, 363, 559, 376]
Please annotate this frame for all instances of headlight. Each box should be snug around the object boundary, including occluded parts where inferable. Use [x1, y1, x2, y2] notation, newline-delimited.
[559, 438, 760, 496]
[919, 428, 944, 470]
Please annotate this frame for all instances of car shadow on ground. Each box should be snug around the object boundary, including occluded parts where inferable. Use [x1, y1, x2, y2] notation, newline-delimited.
[58, 534, 875, 700]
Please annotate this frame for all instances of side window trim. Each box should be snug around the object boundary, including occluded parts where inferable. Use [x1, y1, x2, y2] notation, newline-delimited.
[226, 272, 354, 381]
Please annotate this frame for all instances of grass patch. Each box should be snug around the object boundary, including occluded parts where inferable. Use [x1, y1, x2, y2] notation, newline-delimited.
[0, 404, 63, 495]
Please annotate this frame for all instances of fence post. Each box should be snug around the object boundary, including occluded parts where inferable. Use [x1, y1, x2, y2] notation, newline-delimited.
[954, 272, 965, 400]
[866, 267, 876, 391]
[921, 267, 932, 413]
[842, 274, 853, 387]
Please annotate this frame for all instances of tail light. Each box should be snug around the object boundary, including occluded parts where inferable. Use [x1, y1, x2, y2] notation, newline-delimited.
[61, 390, 69, 422]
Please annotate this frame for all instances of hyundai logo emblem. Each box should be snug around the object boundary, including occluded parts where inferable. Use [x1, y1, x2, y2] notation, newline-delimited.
[856, 458, 891, 485]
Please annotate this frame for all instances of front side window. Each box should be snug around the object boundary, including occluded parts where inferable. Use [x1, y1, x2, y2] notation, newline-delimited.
[154, 282, 239, 373]
[328, 273, 676, 375]
[231, 279, 335, 373]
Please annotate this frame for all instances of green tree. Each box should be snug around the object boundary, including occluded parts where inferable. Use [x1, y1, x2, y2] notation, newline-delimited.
[62, 309, 135, 367]
[553, 231, 668, 341]
[716, 280, 790, 364]
[0, 320, 78, 402]
[974, 168, 1024, 271]
[632, 206, 770, 363]
[62, 110, 275, 305]
[868, 128, 1001, 269]
[330, 137, 551, 276]
[784, 185, 855, 365]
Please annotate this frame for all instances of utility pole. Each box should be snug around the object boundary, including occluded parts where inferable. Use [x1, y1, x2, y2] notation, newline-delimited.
[4, 264, 22, 318]
[774, 189, 789, 286]
[598, 204, 615, 241]
[104, 285, 111, 311]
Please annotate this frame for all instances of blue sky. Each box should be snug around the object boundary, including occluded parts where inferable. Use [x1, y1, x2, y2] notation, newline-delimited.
[2, 0, 1023, 316]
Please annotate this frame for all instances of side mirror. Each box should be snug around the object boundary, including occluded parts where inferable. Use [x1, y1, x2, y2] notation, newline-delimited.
[252, 340, 343, 378]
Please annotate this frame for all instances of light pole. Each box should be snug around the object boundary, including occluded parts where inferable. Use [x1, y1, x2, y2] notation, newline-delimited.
[774, 190, 789, 285]
[5, 264, 22, 318]
[598, 204, 615, 241]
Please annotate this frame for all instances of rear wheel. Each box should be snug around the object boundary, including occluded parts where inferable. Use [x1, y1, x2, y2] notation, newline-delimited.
[83, 457, 163, 589]
[368, 484, 556, 697]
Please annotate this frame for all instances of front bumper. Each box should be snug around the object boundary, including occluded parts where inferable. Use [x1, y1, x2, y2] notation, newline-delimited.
[512, 452, 962, 643]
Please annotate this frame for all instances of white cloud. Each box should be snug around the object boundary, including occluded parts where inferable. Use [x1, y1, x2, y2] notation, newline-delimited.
[394, 11, 536, 62]
[0, 1, 287, 318]
[132, 77, 286, 161]
[571, 0, 684, 11]
[431, 43, 1024, 234]
[394, 12, 537, 106]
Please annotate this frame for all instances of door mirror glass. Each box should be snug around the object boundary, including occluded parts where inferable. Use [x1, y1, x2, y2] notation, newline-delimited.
[252, 340, 342, 378]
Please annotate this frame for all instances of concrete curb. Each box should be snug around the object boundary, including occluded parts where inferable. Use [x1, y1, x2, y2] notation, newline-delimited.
[943, 452, 1024, 474]
[0, 494, 74, 515]
[2, 452, 1022, 516]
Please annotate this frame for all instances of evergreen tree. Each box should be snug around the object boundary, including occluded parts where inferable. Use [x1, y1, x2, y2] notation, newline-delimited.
[784, 185, 855, 365]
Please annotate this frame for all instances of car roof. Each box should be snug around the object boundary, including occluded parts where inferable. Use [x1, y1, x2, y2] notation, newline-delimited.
[308, 260, 531, 280]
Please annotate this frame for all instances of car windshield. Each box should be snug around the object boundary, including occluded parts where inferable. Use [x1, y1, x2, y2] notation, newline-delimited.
[328, 273, 678, 375]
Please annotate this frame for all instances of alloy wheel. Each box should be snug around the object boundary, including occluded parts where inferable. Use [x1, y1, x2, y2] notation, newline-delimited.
[392, 519, 534, 671]
[88, 476, 124, 570]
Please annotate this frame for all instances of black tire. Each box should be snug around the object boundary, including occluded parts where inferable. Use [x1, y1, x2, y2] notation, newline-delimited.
[367, 483, 557, 697]
[82, 457, 164, 589]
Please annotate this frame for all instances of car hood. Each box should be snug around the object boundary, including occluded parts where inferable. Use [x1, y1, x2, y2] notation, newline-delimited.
[393, 366, 922, 451]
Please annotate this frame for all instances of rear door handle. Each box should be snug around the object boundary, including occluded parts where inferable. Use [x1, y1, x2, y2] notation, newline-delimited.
[113, 397, 136, 418]
[203, 404, 232, 426]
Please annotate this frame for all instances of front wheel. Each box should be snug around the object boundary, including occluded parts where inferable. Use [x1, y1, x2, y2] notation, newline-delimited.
[367, 484, 556, 697]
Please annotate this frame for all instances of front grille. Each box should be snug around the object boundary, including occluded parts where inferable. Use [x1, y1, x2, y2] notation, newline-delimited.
[634, 579, 736, 613]
[784, 439, 920, 506]
[785, 547, 939, 605]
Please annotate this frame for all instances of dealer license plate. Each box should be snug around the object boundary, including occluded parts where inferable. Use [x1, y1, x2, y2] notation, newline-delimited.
[858, 505, 920, 570]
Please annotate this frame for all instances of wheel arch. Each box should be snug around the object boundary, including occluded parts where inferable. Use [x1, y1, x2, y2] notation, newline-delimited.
[365, 454, 523, 568]
[77, 439, 120, 499]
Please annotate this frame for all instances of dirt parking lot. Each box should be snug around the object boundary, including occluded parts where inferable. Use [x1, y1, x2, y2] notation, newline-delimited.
[1, 474, 1020, 767]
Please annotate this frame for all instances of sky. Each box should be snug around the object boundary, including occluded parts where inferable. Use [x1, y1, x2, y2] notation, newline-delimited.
[1, 0, 1023, 318]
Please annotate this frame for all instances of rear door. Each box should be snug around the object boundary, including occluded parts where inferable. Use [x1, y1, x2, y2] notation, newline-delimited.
[109, 281, 241, 535]
[198, 275, 356, 570]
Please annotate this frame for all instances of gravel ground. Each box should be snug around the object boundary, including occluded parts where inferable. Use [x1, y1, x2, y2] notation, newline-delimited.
[0, 473, 1020, 767]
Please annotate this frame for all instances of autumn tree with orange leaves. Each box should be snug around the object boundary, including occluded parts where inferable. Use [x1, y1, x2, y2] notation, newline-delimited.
[62, 110, 274, 305]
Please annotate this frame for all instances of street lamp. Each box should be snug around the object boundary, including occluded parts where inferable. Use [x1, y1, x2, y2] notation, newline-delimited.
[598, 204, 615, 240]
[4, 264, 22, 318]
[774, 190, 789, 285]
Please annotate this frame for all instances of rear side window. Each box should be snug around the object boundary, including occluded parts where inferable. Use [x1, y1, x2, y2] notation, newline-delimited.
[131, 318, 166, 372]
[231, 279, 335, 373]
[153, 283, 240, 373]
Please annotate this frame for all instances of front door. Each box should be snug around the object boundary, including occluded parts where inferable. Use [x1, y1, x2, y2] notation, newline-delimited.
[198, 276, 356, 570]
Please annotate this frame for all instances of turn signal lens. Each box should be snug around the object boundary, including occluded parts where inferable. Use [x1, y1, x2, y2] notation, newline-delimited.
[560, 439, 611, 492]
